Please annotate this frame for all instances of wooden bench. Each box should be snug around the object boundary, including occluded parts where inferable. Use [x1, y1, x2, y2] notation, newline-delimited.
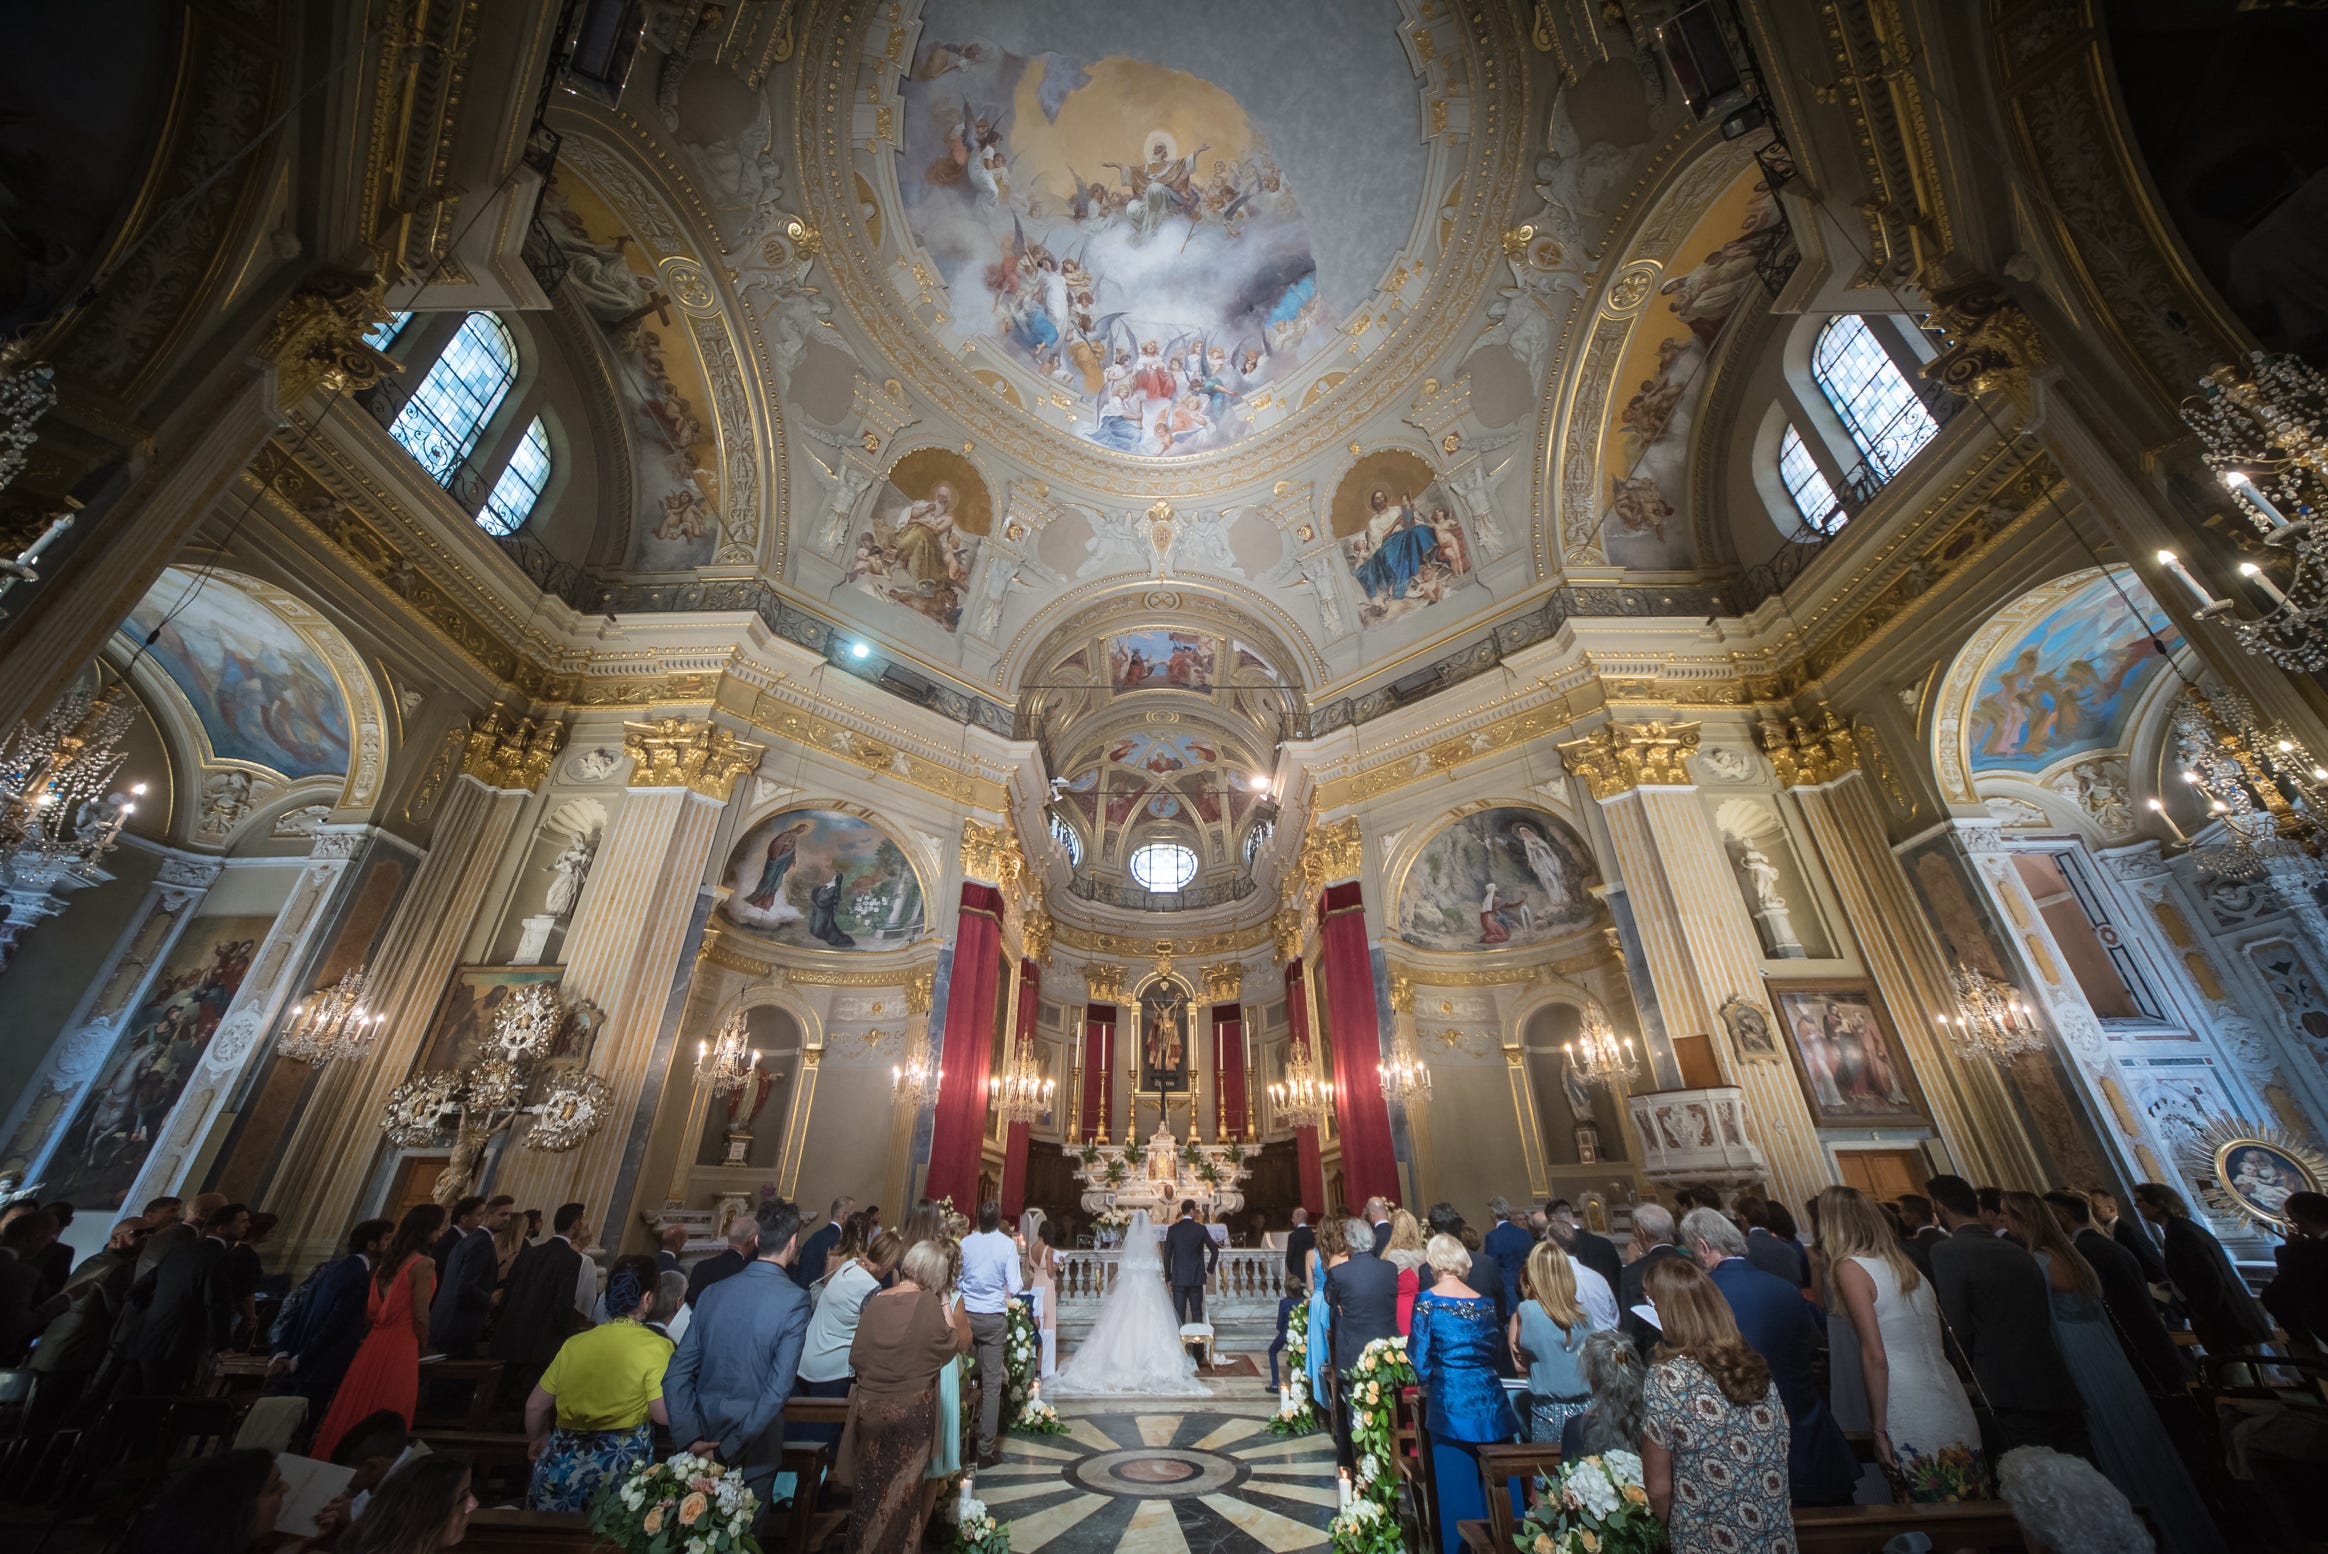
[778, 1397, 853, 1554]
[457, 1507, 613, 1552]
[418, 1427, 534, 1501]
[415, 1358, 510, 1430]
[1472, 1442, 1561, 1550]
[1793, 1502, 2035, 1553]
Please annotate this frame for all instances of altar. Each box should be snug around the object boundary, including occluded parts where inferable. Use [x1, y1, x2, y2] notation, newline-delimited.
[1072, 1124, 1250, 1238]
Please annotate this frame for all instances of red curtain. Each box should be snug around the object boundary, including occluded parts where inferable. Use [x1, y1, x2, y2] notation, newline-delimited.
[1282, 959, 1327, 1215]
[1000, 958, 1039, 1219]
[1080, 1002, 1116, 1142]
[1318, 880, 1400, 1209]
[1211, 1003, 1246, 1139]
[926, 882, 1004, 1207]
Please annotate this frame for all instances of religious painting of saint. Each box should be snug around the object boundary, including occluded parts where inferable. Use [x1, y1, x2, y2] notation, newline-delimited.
[1395, 807, 1599, 952]
[1769, 982, 1928, 1127]
[416, 966, 583, 1074]
[2216, 1139, 2317, 1228]
[47, 916, 274, 1210]
[1107, 630, 1215, 693]
[841, 448, 991, 633]
[720, 809, 927, 951]
[1332, 451, 1474, 628]
[123, 570, 351, 779]
[1965, 572, 2180, 775]
[1139, 979, 1191, 1092]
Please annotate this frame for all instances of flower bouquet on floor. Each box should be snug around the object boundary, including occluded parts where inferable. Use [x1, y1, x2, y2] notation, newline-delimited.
[944, 1477, 1011, 1554]
[1004, 1297, 1041, 1416]
[1343, 1334, 1416, 1502]
[1268, 1298, 1321, 1436]
[1327, 1492, 1403, 1554]
[1513, 1449, 1661, 1554]
[1014, 1378, 1067, 1435]
[590, 1451, 762, 1553]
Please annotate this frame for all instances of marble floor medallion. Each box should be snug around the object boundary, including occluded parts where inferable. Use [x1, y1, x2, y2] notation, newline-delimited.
[982, 1411, 1337, 1554]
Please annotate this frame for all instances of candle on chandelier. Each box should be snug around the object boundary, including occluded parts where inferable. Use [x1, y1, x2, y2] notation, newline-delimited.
[2153, 550, 2226, 614]
[2225, 470, 2294, 531]
[2146, 798, 2187, 844]
[2239, 562, 2290, 609]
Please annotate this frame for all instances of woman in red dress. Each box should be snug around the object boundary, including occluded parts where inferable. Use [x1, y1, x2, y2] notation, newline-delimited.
[312, 1202, 444, 1461]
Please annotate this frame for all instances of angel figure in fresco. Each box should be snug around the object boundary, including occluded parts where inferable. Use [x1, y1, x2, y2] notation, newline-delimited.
[744, 821, 812, 911]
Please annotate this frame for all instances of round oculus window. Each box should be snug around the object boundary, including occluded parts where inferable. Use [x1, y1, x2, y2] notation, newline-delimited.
[1128, 842, 1199, 893]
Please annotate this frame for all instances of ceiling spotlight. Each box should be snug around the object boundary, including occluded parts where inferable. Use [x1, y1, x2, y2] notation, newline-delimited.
[848, 641, 870, 660]
[1248, 774, 1271, 792]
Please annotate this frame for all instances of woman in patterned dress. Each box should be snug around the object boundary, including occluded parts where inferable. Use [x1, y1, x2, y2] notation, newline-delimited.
[523, 1255, 672, 1511]
[1639, 1257, 1795, 1554]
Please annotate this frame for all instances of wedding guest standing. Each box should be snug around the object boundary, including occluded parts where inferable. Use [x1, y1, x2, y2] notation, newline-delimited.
[1325, 1215, 1398, 1471]
[687, 1214, 758, 1308]
[25, 1217, 146, 1436]
[1511, 1239, 1594, 1444]
[961, 1200, 1025, 1468]
[1619, 1203, 1689, 1358]
[1305, 1218, 1344, 1418]
[276, 1218, 394, 1425]
[1924, 1175, 2085, 1458]
[2003, 1192, 2224, 1554]
[663, 1197, 809, 1503]
[1382, 1208, 1428, 1332]
[2263, 1191, 2328, 1352]
[1559, 1330, 1649, 1462]
[794, 1196, 854, 1291]
[1814, 1186, 1984, 1501]
[1639, 1258, 1794, 1554]
[311, 1204, 442, 1462]
[524, 1255, 672, 1511]
[2043, 1190, 2183, 1400]
[428, 1197, 508, 1358]
[1409, 1234, 1519, 1554]
[838, 1238, 970, 1554]
[492, 1202, 593, 1403]
[132, 1200, 248, 1394]
[1020, 1210, 1058, 1377]
[2136, 1182, 2272, 1360]
[1483, 1198, 1533, 1320]
[797, 1226, 902, 1457]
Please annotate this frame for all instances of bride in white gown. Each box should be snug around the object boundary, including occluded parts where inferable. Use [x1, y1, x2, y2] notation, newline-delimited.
[1046, 1209, 1209, 1397]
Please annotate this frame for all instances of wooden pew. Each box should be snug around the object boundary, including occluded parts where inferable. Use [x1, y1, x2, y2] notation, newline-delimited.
[779, 1396, 853, 1554]
[415, 1357, 510, 1430]
[1793, 1502, 2035, 1553]
[457, 1507, 613, 1552]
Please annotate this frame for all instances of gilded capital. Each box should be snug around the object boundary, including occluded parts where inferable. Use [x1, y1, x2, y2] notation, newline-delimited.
[907, 964, 936, 1016]
[1388, 970, 1416, 1016]
[1200, 961, 1244, 1003]
[261, 273, 398, 407]
[1083, 961, 1127, 1003]
[1020, 903, 1054, 966]
[1758, 709, 1859, 788]
[623, 717, 765, 797]
[1271, 908, 1305, 966]
[1556, 720, 1702, 799]
[1295, 815, 1364, 894]
[959, 818, 1027, 890]
[462, 708, 565, 791]
[1921, 279, 2049, 407]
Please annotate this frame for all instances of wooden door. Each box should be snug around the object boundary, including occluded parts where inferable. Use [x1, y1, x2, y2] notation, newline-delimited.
[1836, 1148, 1925, 1203]
[386, 1155, 449, 1219]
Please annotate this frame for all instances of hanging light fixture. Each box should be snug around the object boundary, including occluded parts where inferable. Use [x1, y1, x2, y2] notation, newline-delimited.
[1933, 963, 2044, 1062]
[989, 1038, 1054, 1123]
[277, 966, 383, 1065]
[695, 1009, 762, 1096]
[1269, 1039, 1332, 1128]
[2175, 352, 2328, 669]
[0, 341, 57, 501]
[0, 685, 143, 972]
[1377, 1034, 1432, 1104]
[1563, 1000, 1640, 1091]
[892, 1042, 944, 1107]
[2168, 689, 2328, 881]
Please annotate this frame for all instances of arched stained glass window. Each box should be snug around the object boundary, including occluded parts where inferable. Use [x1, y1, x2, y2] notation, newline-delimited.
[1778, 424, 1845, 534]
[1129, 841, 1198, 893]
[388, 311, 516, 489]
[1810, 314, 1937, 484]
[480, 416, 551, 536]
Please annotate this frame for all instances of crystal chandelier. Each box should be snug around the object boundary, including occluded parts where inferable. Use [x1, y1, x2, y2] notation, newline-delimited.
[1377, 1034, 1432, 1104]
[0, 686, 144, 971]
[1933, 963, 2044, 1061]
[695, 1009, 762, 1096]
[277, 967, 382, 1065]
[989, 1038, 1054, 1123]
[1269, 1039, 1332, 1128]
[892, 1042, 944, 1107]
[2166, 690, 2327, 880]
[378, 981, 609, 1205]
[1564, 1000, 1640, 1091]
[0, 342, 57, 500]
[2174, 352, 2328, 669]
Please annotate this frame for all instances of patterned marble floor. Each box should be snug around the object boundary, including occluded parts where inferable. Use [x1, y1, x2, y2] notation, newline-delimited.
[979, 1409, 1338, 1554]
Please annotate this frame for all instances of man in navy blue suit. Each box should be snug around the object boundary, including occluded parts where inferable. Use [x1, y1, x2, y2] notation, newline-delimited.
[790, 1195, 853, 1290]
[1680, 1206, 1855, 1508]
[275, 1218, 393, 1423]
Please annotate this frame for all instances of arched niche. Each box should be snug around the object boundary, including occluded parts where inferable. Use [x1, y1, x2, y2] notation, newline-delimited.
[1390, 806, 1601, 953]
[1520, 1003, 1626, 1167]
[693, 1003, 805, 1170]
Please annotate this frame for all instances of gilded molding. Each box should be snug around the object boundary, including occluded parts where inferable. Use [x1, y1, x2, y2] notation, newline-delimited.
[1020, 904, 1054, 967]
[461, 707, 565, 791]
[959, 819, 1027, 891]
[1388, 971, 1416, 1016]
[1758, 709, 1861, 788]
[1556, 720, 1702, 799]
[1295, 816, 1364, 894]
[1052, 918, 1275, 959]
[259, 274, 399, 408]
[1083, 962, 1128, 1003]
[907, 964, 936, 1016]
[623, 717, 765, 796]
[1200, 962, 1244, 1003]
[1271, 908, 1305, 967]
[1921, 279, 2050, 407]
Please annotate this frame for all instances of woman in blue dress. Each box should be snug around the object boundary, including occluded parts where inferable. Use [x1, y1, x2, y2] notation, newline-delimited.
[1408, 1234, 1519, 1554]
[1306, 1218, 1343, 1418]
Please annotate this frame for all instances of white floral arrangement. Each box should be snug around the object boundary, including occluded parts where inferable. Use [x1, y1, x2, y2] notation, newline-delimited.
[591, 1451, 761, 1553]
[945, 1482, 1011, 1554]
[1269, 1298, 1320, 1436]
[1014, 1380, 1067, 1436]
[1003, 1298, 1041, 1414]
[1516, 1448, 1658, 1554]
[1328, 1491, 1400, 1554]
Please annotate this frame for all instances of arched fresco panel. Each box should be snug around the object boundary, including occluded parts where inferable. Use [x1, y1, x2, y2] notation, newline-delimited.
[1394, 807, 1599, 952]
[719, 809, 929, 951]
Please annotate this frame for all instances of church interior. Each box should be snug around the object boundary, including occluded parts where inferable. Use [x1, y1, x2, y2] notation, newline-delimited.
[1, 1, 2325, 1550]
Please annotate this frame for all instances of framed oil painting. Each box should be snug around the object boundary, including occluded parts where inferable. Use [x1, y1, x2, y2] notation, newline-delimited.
[1769, 981, 1928, 1127]
[2189, 1115, 2327, 1233]
[417, 966, 595, 1073]
[1718, 994, 1780, 1061]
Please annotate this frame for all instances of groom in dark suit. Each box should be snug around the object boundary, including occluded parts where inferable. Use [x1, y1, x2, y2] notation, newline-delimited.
[1165, 1200, 1218, 1325]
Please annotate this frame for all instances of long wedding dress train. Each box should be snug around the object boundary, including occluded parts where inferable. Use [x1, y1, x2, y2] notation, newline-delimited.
[1046, 1210, 1209, 1397]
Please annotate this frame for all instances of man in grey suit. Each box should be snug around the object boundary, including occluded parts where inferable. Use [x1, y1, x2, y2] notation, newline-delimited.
[1925, 1175, 2088, 1460]
[1324, 1215, 1400, 1471]
[665, 1195, 810, 1500]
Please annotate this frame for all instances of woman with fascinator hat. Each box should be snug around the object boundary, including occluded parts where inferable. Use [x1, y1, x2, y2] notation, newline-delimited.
[524, 1253, 673, 1511]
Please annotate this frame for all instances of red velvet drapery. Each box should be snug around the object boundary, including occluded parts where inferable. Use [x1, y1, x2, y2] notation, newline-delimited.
[925, 882, 1004, 1208]
[1211, 1003, 1246, 1139]
[1079, 1001, 1115, 1142]
[999, 957, 1040, 1219]
[1282, 958, 1327, 1216]
[1318, 880, 1399, 1209]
